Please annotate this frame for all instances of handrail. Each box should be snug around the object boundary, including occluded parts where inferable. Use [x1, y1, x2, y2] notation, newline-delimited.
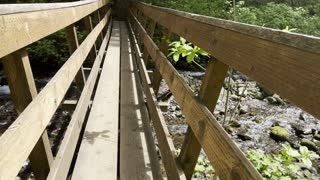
[0, 0, 96, 15]
[132, 1, 320, 119]
[0, 0, 109, 59]
[0, 1, 111, 179]
[129, 1, 320, 180]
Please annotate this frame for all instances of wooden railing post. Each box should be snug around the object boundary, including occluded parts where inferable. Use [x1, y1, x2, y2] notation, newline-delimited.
[84, 15, 97, 63]
[142, 19, 156, 65]
[96, 10, 104, 42]
[178, 58, 228, 179]
[153, 29, 172, 95]
[2, 49, 54, 179]
[65, 25, 86, 91]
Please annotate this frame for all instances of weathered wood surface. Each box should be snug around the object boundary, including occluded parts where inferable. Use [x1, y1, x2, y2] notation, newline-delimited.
[71, 20, 120, 180]
[135, 2, 320, 54]
[0, 0, 97, 15]
[1, 49, 54, 180]
[179, 59, 229, 179]
[130, 10, 262, 180]
[0, 0, 109, 59]
[128, 17, 186, 180]
[133, 2, 320, 120]
[47, 20, 112, 180]
[119, 21, 162, 180]
[0, 11, 110, 179]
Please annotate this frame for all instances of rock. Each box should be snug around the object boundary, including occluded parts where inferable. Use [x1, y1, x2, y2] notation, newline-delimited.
[229, 120, 241, 128]
[301, 138, 318, 151]
[266, 94, 284, 105]
[239, 105, 249, 114]
[299, 112, 308, 121]
[175, 111, 183, 118]
[270, 126, 289, 141]
[266, 96, 277, 104]
[292, 123, 313, 136]
[288, 135, 300, 149]
[237, 132, 252, 141]
[314, 134, 320, 141]
[254, 116, 264, 124]
[230, 94, 240, 101]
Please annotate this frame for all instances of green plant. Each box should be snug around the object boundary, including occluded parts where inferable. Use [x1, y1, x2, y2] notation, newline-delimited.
[167, 37, 208, 63]
[247, 145, 319, 179]
[194, 154, 214, 179]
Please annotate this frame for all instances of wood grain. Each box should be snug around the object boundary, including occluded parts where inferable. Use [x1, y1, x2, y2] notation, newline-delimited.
[0, 0, 109, 59]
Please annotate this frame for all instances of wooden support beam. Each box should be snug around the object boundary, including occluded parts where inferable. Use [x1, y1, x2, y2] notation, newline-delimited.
[84, 15, 97, 63]
[142, 19, 156, 66]
[178, 58, 229, 179]
[130, 10, 262, 179]
[2, 48, 53, 179]
[65, 25, 86, 91]
[153, 29, 172, 95]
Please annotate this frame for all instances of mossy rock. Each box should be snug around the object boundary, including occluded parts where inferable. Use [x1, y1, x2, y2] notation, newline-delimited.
[270, 126, 289, 141]
[301, 138, 318, 151]
[314, 134, 320, 141]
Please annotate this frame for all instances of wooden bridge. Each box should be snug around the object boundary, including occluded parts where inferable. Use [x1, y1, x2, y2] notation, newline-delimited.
[0, 0, 319, 179]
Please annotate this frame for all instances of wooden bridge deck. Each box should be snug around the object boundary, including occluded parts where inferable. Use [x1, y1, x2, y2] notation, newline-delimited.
[0, 0, 319, 179]
[72, 20, 162, 180]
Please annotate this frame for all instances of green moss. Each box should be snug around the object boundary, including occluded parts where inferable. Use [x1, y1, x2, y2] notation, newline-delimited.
[270, 126, 289, 141]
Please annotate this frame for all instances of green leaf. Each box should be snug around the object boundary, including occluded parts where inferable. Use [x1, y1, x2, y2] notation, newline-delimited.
[187, 53, 195, 63]
[173, 53, 180, 62]
[302, 157, 312, 168]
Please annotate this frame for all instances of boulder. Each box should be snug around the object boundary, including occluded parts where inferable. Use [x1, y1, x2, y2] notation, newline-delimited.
[270, 126, 289, 141]
[301, 138, 318, 152]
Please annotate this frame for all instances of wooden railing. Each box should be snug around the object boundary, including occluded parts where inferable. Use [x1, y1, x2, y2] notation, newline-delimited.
[0, 0, 111, 179]
[128, 1, 320, 180]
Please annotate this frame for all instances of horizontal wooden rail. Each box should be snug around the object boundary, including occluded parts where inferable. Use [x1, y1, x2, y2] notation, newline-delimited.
[0, 8, 110, 179]
[47, 16, 112, 180]
[133, 1, 320, 120]
[0, 0, 109, 59]
[129, 8, 262, 180]
[128, 20, 185, 180]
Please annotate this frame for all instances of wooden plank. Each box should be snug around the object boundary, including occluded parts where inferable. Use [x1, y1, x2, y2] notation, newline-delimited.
[1, 48, 53, 180]
[133, 3, 320, 120]
[65, 25, 86, 91]
[153, 29, 172, 95]
[0, 0, 97, 15]
[0, 0, 109, 59]
[47, 20, 112, 180]
[71, 20, 120, 180]
[0, 11, 110, 179]
[119, 21, 162, 180]
[128, 20, 185, 180]
[179, 58, 229, 179]
[130, 10, 262, 180]
[60, 100, 78, 111]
